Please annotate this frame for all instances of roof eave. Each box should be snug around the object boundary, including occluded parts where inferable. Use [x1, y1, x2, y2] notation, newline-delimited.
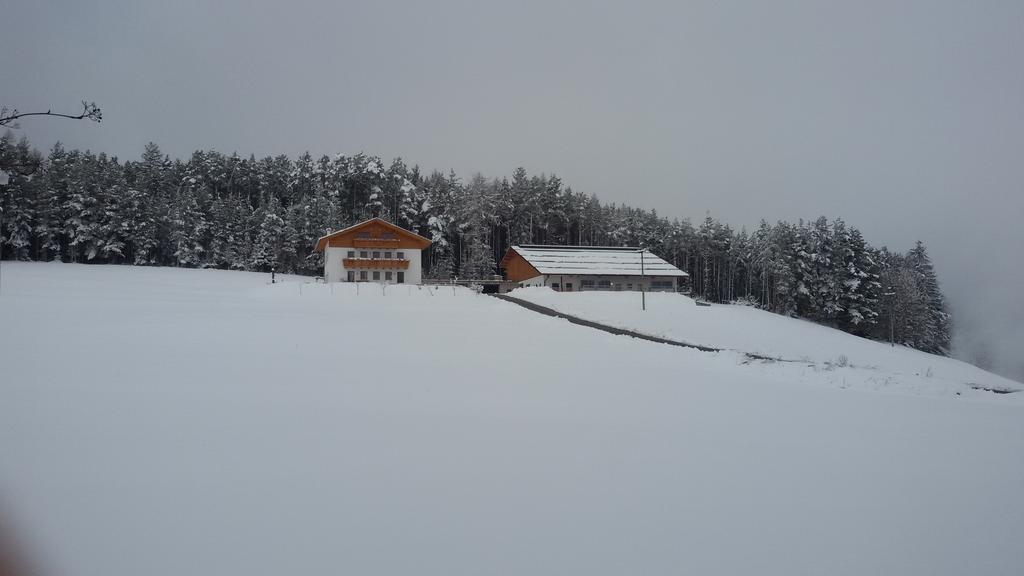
[313, 218, 432, 252]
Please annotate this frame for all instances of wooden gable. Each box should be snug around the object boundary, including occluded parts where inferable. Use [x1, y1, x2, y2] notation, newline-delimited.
[499, 248, 543, 282]
[314, 218, 432, 252]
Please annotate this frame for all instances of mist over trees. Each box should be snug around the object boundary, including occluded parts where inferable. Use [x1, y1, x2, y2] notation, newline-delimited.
[0, 134, 950, 354]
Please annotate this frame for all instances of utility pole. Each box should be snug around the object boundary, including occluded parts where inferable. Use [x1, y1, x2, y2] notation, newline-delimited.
[640, 247, 646, 311]
[883, 290, 896, 347]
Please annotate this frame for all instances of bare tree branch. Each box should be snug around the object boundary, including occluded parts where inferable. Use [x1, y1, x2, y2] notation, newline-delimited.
[0, 101, 102, 128]
[0, 100, 100, 177]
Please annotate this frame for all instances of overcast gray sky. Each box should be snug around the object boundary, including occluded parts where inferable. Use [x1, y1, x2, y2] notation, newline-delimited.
[3, 0, 1022, 380]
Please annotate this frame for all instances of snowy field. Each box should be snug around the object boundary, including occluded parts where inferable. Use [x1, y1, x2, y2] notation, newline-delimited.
[1, 262, 1023, 576]
[511, 287, 1022, 398]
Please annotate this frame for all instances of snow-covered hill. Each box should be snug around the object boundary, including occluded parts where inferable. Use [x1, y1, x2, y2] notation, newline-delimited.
[1, 263, 1022, 576]
[511, 287, 1022, 398]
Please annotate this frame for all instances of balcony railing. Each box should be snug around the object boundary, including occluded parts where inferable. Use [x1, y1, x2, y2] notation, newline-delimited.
[344, 258, 410, 270]
[353, 238, 401, 249]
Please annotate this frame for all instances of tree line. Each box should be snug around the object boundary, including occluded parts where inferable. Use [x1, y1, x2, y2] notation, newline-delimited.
[0, 133, 951, 354]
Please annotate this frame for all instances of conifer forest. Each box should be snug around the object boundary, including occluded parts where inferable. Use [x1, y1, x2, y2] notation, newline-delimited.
[0, 134, 951, 354]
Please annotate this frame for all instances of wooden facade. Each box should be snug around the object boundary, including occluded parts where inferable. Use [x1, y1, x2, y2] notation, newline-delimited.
[314, 218, 431, 253]
[499, 250, 543, 282]
[343, 258, 411, 270]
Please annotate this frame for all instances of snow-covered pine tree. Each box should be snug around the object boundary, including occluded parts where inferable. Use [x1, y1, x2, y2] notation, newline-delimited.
[364, 185, 385, 219]
[790, 220, 816, 317]
[696, 214, 717, 300]
[730, 227, 753, 302]
[291, 152, 316, 205]
[507, 167, 534, 245]
[169, 179, 208, 267]
[0, 134, 40, 261]
[805, 216, 841, 322]
[457, 174, 497, 279]
[32, 143, 72, 261]
[207, 196, 239, 269]
[876, 250, 923, 347]
[906, 241, 951, 354]
[397, 176, 420, 230]
[837, 227, 881, 334]
[124, 143, 170, 264]
[63, 150, 108, 262]
[96, 153, 130, 263]
[250, 196, 285, 272]
[277, 215, 300, 273]
[425, 206, 454, 280]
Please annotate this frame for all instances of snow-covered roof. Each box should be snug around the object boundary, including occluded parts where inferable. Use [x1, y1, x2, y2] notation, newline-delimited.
[508, 245, 688, 277]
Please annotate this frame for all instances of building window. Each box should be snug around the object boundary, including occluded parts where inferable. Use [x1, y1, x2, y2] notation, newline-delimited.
[360, 251, 368, 258]
[396, 251, 405, 259]
[397, 271, 405, 284]
[384, 251, 392, 259]
[565, 283, 573, 291]
[347, 250, 355, 258]
[385, 271, 393, 281]
[581, 279, 596, 289]
[356, 231, 371, 238]
[347, 271, 355, 282]
[372, 271, 380, 281]
[551, 283, 560, 291]
[359, 271, 368, 281]
[372, 251, 381, 259]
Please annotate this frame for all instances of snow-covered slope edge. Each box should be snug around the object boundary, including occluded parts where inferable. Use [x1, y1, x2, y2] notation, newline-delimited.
[510, 287, 1022, 398]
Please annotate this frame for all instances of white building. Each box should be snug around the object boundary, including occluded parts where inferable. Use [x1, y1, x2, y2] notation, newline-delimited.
[313, 218, 432, 284]
[500, 245, 688, 292]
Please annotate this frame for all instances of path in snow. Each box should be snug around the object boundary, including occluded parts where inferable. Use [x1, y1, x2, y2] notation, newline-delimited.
[510, 287, 1022, 397]
[493, 292, 752, 356]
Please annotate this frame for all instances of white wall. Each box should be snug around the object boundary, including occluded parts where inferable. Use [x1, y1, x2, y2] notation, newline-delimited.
[324, 246, 423, 284]
[520, 275, 681, 292]
[407, 249, 423, 284]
